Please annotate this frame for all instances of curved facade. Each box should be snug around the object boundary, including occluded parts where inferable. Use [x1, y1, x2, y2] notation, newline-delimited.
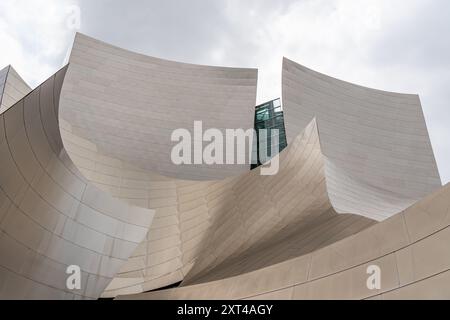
[0, 33, 448, 300]
[0, 66, 153, 299]
[282, 58, 442, 221]
[0, 65, 31, 114]
[61, 115, 374, 297]
[100, 119, 374, 297]
[117, 182, 450, 300]
[60, 33, 258, 181]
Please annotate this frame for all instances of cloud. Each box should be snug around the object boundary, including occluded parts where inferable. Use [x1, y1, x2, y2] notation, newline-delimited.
[74, 0, 232, 65]
[0, 0, 79, 86]
[1, 0, 449, 183]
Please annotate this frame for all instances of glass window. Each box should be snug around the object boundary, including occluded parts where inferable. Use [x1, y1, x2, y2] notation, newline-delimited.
[251, 98, 288, 169]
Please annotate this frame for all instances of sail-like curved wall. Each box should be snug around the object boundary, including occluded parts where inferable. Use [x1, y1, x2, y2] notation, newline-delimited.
[0, 66, 8, 108]
[0, 33, 447, 300]
[98, 120, 374, 297]
[57, 32, 260, 294]
[282, 58, 442, 221]
[60, 114, 374, 297]
[117, 182, 450, 300]
[60, 33, 258, 181]
[0, 66, 153, 299]
[57, 39, 444, 297]
[0, 65, 31, 114]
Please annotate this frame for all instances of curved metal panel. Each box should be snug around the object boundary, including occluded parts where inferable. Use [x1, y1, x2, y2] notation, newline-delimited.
[60, 33, 258, 181]
[0, 66, 153, 299]
[1, 35, 446, 300]
[101, 119, 374, 297]
[117, 182, 450, 300]
[0, 65, 31, 114]
[282, 57, 442, 220]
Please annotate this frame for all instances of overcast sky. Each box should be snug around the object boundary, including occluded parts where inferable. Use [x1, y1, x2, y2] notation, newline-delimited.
[1, 0, 449, 183]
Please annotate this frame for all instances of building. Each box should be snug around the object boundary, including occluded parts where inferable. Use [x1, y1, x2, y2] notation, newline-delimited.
[251, 98, 287, 170]
[0, 33, 449, 300]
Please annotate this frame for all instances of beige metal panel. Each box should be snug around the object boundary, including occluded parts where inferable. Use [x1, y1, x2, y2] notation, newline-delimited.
[0, 65, 31, 114]
[117, 183, 450, 300]
[244, 287, 294, 300]
[282, 58, 442, 221]
[292, 253, 400, 300]
[100, 119, 374, 297]
[59, 119, 192, 295]
[0, 67, 153, 299]
[380, 270, 450, 300]
[179, 120, 361, 285]
[0, 39, 448, 301]
[44, 34, 446, 298]
[60, 108, 206, 295]
[308, 211, 410, 280]
[60, 33, 258, 181]
[0, 66, 7, 110]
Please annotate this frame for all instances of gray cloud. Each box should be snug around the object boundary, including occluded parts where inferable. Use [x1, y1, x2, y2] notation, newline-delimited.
[365, 1, 450, 184]
[76, 0, 232, 64]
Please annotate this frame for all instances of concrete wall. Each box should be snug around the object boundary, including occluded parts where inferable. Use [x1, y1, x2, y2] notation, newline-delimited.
[282, 58, 442, 221]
